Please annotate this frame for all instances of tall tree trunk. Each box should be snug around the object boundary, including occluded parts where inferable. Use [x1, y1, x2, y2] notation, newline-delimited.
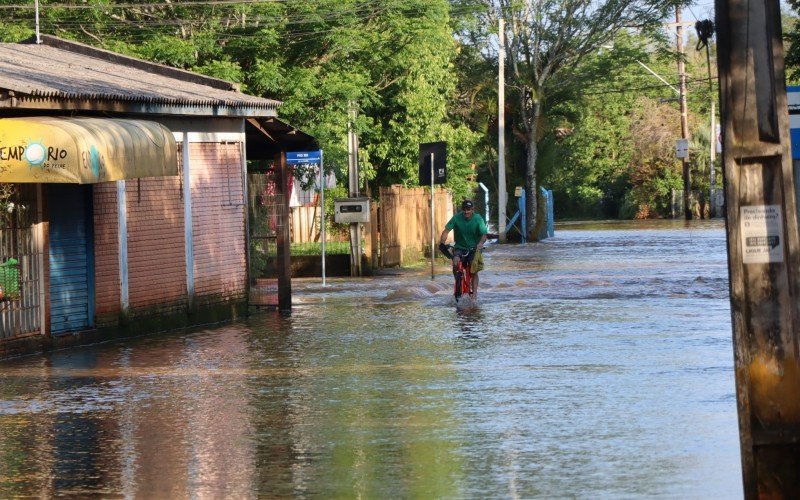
[525, 99, 541, 241]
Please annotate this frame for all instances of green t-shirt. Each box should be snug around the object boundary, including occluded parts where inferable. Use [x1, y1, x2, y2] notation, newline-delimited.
[445, 212, 488, 250]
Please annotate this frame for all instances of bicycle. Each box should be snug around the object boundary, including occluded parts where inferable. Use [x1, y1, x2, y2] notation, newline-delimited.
[439, 244, 474, 301]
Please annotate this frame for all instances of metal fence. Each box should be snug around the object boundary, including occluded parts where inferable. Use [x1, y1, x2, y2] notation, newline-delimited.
[248, 172, 284, 307]
[0, 189, 41, 339]
[671, 189, 725, 219]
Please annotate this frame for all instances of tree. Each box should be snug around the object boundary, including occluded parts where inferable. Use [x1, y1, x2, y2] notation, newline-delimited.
[782, 3, 800, 84]
[0, 0, 480, 200]
[458, 0, 675, 238]
[540, 30, 709, 220]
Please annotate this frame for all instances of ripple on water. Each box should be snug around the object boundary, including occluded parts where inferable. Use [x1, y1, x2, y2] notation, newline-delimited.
[0, 220, 740, 498]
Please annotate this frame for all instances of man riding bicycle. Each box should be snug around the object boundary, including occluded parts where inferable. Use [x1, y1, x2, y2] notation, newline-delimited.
[439, 200, 488, 299]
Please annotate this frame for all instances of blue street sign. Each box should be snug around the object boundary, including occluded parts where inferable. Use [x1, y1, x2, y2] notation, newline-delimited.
[286, 150, 322, 164]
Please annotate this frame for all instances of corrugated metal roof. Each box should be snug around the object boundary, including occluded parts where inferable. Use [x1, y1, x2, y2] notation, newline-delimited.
[0, 36, 281, 115]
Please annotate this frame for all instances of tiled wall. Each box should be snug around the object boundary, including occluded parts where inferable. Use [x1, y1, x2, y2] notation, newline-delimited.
[92, 182, 120, 326]
[126, 176, 187, 313]
[91, 140, 246, 325]
[190, 142, 247, 304]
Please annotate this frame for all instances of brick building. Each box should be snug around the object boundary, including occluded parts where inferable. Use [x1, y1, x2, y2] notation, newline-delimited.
[0, 36, 314, 357]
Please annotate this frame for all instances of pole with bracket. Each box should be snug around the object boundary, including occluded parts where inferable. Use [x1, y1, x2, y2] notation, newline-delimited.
[675, 7, 692, 220]
[320, 150, 326, 286]
[498, 17, 507, 242]
[717, 0, 800, 494]
[430, 152, 435, 280]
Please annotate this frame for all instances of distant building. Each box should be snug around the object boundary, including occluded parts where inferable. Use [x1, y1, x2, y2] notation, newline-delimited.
[0, 35, 315, 357]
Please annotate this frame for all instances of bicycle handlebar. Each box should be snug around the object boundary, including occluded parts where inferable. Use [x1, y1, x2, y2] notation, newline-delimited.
[438, 243, 453, 259]
[440, 244, 484, 260]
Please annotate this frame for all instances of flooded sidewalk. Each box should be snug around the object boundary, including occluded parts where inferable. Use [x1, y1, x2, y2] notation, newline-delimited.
[0, 220, 742, 497]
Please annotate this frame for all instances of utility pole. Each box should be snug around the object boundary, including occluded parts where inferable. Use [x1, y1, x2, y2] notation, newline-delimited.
[710, 100, 717, 218]
[347, 103, 362, 277]
[498, 18, 507, 242]
[697, 19, 718, 218]
[34, 0, 41, 44]
[676, 7, 692, 220]
[717, 0, 800, 496]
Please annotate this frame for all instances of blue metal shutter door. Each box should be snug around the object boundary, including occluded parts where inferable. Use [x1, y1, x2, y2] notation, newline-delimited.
[49, 185, 94, 334]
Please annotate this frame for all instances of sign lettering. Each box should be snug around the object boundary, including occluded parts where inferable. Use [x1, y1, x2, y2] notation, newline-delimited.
[286, 150, 322, 165]
[741, 205, 784, 264]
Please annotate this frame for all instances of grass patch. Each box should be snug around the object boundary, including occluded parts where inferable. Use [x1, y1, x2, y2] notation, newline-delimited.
[291, 241, 351, 255]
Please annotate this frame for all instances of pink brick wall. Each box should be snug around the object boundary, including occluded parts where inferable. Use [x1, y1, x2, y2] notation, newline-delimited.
[126, 175, 187, 311]
[92, 141, 246, 325]
[190, 142, 247, 302]
[93, 183, 120, 323]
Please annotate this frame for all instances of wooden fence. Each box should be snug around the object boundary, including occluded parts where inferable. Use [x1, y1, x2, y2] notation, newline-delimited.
[287, 186, 453, 268]
[290, 205, 320, 243]
[379, 185, 452, 267]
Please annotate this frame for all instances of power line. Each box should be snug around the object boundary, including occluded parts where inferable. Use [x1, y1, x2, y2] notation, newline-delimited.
[581, 75, 718, 96]
[2, 0, 288, 9]
[1, 2, 481, 45]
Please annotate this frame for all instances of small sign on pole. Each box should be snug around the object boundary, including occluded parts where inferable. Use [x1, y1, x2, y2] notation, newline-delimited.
[675, 138, 689, 158]
[418, 142, 447, 185]
[419, 142, 447, 279]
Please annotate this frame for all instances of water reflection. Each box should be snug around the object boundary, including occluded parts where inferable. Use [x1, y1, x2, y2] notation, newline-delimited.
[0, 220, 741, 497]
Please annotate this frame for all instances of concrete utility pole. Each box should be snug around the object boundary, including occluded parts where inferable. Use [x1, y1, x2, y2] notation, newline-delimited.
[676, 7, 692, 220]
[34, 0, 41, 44]
[498, 18, 507, 242]
[347, 103, 362, 277]
[697, 18, 718, 218]
[710, 100, 717, 218]
[717, 0, 800, 496]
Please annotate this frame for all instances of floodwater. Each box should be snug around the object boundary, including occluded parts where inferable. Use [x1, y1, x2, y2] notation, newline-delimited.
[0, 220, 741, 498]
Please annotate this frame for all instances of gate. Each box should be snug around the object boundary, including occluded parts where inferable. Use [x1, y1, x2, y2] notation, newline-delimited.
[48, 185, 94, 334]
[379, 186, 401, 267]
[0, 186, 42, 340]
[248, 171, 284, 307]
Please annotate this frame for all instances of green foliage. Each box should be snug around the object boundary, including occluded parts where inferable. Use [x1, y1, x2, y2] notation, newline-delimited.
[0, 0, 482, 202]
[0, 24, 32, 42]
[784, 5, 800, 84]
[137, 35, 198, 67]
[545, 90, 635, 217]
[536, 29, 719, 220]
[194, 59, 244, 84]
[0, 0, 722, 220]
[322, 185, 351, 238]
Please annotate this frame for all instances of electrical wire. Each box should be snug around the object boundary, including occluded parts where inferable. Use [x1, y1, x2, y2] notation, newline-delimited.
[1, 2, 482, 48]
[581, 75, 718, 96]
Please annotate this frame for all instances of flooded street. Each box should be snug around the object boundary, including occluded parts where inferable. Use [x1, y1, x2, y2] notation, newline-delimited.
[0, 220, 741, 497]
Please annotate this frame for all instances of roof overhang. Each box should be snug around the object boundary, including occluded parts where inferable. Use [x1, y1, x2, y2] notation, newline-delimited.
[0, 117, 177, 183]
[246, 117, 318, 160]
[0, 36, 282, 117]
[0, 92, 278, 118]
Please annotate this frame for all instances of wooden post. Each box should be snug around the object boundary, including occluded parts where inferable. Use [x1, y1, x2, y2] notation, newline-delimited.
[365, 183, 378, 272]
[717, 0, 800, 495]
[275, 151, 292, 312]
[370, 201, 378, 270]
[676, 7, 692, 220]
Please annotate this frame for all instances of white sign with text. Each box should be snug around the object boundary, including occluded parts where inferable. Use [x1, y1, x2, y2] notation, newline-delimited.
[740, 205, 784, 264]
